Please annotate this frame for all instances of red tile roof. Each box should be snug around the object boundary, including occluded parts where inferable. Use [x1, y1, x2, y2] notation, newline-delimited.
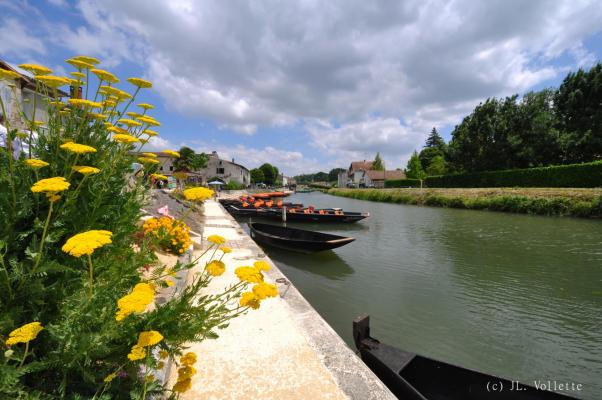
[366, 169, 406, 180]
[350, 161, 374, 171]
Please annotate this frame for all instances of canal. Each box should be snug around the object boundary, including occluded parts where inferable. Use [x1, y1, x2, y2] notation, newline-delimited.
[239, 192, 602, 399]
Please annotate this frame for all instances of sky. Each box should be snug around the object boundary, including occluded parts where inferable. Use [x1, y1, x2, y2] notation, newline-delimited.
[1, 0, 601, 176]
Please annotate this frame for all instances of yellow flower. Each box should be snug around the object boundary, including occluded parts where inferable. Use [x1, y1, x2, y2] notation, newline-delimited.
[31, 177, 70, 193]
[143, 129, 158, 136]
[5, 322, 44, 346]
[68, 99, 102, 109]
[151, 173, 168, 180]
[183, 187, 214, 202]
[117, 118, 142, 127]
[205, 260, 225, 277]
[143, 152, 158, 158]
[115, 283, 155, 321]
[89, 113, 108, 120]
[70, 71, 86, 79]
[159, 350, 168, 359]
[104, 372, 117, 383]
[112, 133, 140, 144]
[107, 125, 128, 134]
[161, 149, 179, 158]
[66, 58, 93, 70]
[127, 344, 146, 361]
[18, 63, 51, 76]
[127, 77, 152, 88]
[173, 378, 192, 393]
[253, 282, 278, 299]
[137, 330, 164, 347]
[35, 75, 70, 88]
[60, 141, 97, 154]
[239, 291, 261, 309]
[165, 279, 174, 287]
[180, 352, 197, 366]
[61, 230, 112, 257]
[72, 55, 100, 65]
[126, 111, 141, 118]
[16, 131, 29, 139]
[138, 103, 154, 110]
[137, 115, 161, 126]
[235, 266, 264, 283]
[219, 246, 232, 254]
[72, 165, 101, 175]
[207, 234, 225, 245]
[177, 365, 196, 380]
[254, 260, 271, 272]
[25, 159, 49, 169]
[0, 69, 21, 80]
[91, 68, 119, 84]
[138, 157, 159, 164]
[157, 361, 165, 369]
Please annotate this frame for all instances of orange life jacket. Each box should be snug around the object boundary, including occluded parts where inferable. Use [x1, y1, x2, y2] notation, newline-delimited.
[242, 202, 249, 207]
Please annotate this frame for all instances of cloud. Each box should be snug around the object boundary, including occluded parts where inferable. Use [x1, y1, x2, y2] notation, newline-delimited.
[0, 18, 46, 57]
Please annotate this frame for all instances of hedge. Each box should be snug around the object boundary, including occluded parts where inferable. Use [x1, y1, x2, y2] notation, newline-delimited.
[385, 178, 422, 188]
[426, 161, 602, 188]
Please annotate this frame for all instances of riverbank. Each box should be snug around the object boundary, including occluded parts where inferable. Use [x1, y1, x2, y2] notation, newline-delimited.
[166, 196, 394, 399]
[327, 187, 602, 218]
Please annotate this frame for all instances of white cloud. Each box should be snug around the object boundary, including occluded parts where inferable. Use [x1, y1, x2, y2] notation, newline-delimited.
[0, 18, 46, 56]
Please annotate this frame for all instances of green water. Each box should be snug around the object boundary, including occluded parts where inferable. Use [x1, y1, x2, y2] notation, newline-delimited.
[241, 192, 602, 399]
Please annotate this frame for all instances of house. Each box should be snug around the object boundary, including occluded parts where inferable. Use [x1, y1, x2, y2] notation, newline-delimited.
[338, 159, 406, 188]
[141, 150, 250, 187]
[0, 60, 68, 132]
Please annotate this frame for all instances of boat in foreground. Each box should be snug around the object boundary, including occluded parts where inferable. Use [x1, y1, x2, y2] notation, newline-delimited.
[353, 315, 580, 400]
[249, 222, 355, 253]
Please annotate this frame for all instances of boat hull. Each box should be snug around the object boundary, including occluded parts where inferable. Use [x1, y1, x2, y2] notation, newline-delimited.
[353, 316, 579, 400]
[249, 223, 355, 253]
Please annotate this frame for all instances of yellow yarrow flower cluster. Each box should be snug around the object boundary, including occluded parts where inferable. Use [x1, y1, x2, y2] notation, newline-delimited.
[36, 75, 70, 88]
[142, 152, 158, 158]
[61, 230, 112, 257]
[127, 77, 153, 88]
[143, 217, 191, 255]
[219, 246, 232, 254]
[72, 165, 101, 175]
[205, 260, 225, 277]
[112, 133, 139, 144]
[66, 58, 93, 70]
[161, 149, 179, 158]
[60, 141, 97, 154]
[235, 266, 264, 283]
[138, 103, 154, 110]
[91, 68, 119, 84]
[25, 159, 49, 169]
[0, 69, 21, 80]
[117, 118, 142, 127]
[127, 330, 164, 361]
[183, 187, 214, 202]
[239, 282, 278, 310]
[115, 282, 155, 321]
[138, 157, 159, 164]
[173, 352, 197, 393]
[5, 322, 44, 346]
[68, 99, 102, 109]
[18, 63, 51, 76]
[143, 129, 158, 137]
[31, 177, 70, 194]
[151, 173, 168, 180]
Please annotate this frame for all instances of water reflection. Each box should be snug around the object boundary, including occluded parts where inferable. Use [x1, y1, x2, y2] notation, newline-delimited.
[263, 246, 354, 280]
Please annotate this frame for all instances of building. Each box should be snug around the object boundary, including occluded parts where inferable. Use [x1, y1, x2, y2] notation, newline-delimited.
[143, 150, 250, 186]
[338, 160, 406, 188]
[0, 60, 67, 131]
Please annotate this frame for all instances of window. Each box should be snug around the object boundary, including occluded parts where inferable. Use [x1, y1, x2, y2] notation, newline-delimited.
[160, 166, 163, 171]
[216, 168, 225, 174]
[170, 166, 173, 171]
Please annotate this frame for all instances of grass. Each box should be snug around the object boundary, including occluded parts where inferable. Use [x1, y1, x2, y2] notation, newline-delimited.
[327, 188, 602, 218]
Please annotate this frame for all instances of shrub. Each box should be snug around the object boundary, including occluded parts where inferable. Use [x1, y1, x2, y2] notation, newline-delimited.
[426, 161, 602, 188]
[0, 59, 275, 398]
[384, 178, 422, 188]
[224, 180, 245, 190]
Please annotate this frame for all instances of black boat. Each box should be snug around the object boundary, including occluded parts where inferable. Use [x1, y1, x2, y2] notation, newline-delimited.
[224, 205, 269, 217]
[353, 315, 580, 400]
[249, 222, 355, 253]
[263, 208, 370, 223]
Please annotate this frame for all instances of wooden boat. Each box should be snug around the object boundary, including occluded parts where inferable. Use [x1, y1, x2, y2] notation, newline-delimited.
[353, 315, 579, 400]
[249, 223, 354, 253]
[223, 205, 269, 217]
[263, 208, 369, 223]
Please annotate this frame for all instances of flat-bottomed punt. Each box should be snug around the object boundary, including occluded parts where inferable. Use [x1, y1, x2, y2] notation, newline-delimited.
[249, 222, 355, 253]
[353, 315, 580, 400]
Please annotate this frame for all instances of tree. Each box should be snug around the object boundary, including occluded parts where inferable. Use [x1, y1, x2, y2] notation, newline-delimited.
[250, 168, 264, 184]
[328, 168, 345, 182]
[406, 151, 426, 180]
[426, 155, 447, 176]
[418, 147, 444, 171]
[372, 152, 385, 170]
[172, 146, 208, 172]
[259, 163, 278, 185]
[424, 127, 446, 150]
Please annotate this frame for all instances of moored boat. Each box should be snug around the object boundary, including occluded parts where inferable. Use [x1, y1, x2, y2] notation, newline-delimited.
[353, 315, 580, 400]
[263, 207, 369, 223]
[249, 222, 355, 253]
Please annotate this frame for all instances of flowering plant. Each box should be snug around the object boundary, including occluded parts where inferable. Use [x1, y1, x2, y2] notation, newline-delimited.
[142, 216, 191, 255]
[0, 57, 275, 398]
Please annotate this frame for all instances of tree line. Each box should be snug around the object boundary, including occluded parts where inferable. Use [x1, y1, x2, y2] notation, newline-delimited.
[406, 62, 602, 178]
[294, 168, 346, 184]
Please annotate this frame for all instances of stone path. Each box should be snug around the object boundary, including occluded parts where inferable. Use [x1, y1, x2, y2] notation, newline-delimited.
[155, 196, 394, 399]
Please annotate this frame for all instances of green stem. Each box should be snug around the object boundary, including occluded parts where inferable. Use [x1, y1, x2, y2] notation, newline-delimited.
[0, 248, 13, 299]
[140, 349, 150, 400]
[18, 342, 29, 368]
[31, 200, 54, 276]
[0, 95, 17, 208]
[87, 254, 94, 297]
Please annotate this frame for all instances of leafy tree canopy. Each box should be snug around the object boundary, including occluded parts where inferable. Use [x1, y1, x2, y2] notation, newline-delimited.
[372, 152, 385, 171]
